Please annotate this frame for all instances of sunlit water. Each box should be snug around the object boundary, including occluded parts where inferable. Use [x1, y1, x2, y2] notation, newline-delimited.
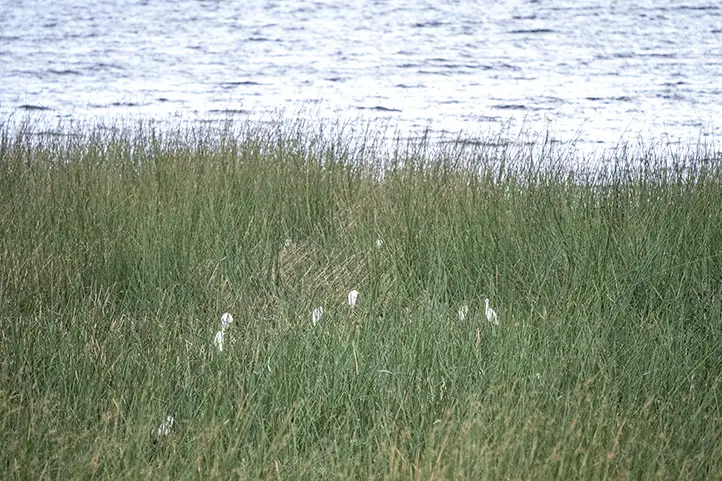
[1, 0, 720, 150]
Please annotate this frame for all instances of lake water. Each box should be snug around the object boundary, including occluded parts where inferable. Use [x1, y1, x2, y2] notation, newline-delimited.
[1, 0, 721, 150]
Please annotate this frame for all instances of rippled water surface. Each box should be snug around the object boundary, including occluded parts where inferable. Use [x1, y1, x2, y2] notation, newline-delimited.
[1, 0, 721, 147]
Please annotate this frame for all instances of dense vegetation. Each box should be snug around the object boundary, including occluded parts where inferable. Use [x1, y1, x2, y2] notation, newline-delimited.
[1, 117, 720, 480]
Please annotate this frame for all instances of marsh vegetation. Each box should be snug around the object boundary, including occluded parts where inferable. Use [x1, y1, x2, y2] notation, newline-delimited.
[1, 117, 720, 480]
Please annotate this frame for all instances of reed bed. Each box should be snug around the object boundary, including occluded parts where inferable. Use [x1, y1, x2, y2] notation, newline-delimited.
[1, 117, 720, 480]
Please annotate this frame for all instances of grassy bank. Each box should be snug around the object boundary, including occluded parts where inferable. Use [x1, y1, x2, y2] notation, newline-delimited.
[1, 118, 720, 480]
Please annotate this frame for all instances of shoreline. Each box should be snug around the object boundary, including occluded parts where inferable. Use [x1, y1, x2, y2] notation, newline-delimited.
[2, 110, 719, 163]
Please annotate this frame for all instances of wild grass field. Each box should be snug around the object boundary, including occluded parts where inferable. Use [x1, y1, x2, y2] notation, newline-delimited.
[1, 117, 721, 480]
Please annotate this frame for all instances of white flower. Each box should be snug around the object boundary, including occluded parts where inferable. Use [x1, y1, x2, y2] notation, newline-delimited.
[221, 312, 233, 331]
[157, 415, 174, 436]
[348, 290, 359, 308]
[312, 306, 324, 326]
[213, 330, 224, 352]
[376, 238, 383, 249]
[458, 304, 469, 321]
[485, 298, 498, 325]
[284, 238, 295, 248]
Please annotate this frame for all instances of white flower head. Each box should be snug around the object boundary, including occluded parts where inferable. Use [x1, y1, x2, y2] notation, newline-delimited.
[485, 298, 498, 325]
[458, 304, 469, 321]
[157, 415, 175, 436]
[348, 290, 359, 309]
[312, 306, 324, 326]
[221, 312, 233, 331]
[213, 330, 224, 352]
[376, 238, 383, 249]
